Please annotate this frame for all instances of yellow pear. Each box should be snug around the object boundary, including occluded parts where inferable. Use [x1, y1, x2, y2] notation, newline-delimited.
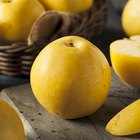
[0, 0, 45, 42]
[0, 99, 25, 140]
[38, 0, 93, 13]
[122, 0, 140, 36]
[110, 35, 140, 88]
[106, 99, 140, 136]
[30, 36, 111, 119]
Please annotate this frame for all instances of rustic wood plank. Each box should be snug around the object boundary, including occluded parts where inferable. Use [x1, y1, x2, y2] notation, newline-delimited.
[0, 69, 140, 140]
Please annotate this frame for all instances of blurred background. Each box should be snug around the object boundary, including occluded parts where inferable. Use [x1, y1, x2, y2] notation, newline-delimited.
[92, 0, 127, 63]
[0, 0, 128, 90]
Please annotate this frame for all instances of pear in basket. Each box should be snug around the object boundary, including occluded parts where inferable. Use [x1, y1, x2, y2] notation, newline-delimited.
[0, 0, 45, 42]
[39, 0, 94, 13]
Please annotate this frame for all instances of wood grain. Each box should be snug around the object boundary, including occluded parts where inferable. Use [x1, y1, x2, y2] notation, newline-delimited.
[1, 70, 140, 140]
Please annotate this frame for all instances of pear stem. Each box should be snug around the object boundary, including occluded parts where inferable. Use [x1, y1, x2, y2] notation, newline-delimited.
[68, 42, 74, 47]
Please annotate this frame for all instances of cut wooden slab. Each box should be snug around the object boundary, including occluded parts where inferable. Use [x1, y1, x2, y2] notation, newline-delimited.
[1, 70, 140, 140]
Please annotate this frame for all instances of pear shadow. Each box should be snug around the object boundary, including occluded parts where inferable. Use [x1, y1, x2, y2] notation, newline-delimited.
[124, 133, 140, 139]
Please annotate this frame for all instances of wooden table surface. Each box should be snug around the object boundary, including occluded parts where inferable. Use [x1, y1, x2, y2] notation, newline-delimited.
[1, 70, 140, 140]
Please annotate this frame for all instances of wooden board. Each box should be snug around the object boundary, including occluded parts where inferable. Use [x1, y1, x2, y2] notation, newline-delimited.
[1, 70, 140, 140]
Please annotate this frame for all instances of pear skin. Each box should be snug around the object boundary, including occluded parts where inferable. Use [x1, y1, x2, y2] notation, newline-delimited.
[122, 0, 140, 36]
[0, 99, 25, 140]
[38, 0, 93, 13]
[0, 0, 45, 42]
[31, 36, 111, 119]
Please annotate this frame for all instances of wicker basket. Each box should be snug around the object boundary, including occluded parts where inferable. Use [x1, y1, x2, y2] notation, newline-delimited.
[0, 0, 107, 76]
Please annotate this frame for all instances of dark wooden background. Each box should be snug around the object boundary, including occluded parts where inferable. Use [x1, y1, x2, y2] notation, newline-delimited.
[0, 0, 128, 90]
[93, 0, 127, 63]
